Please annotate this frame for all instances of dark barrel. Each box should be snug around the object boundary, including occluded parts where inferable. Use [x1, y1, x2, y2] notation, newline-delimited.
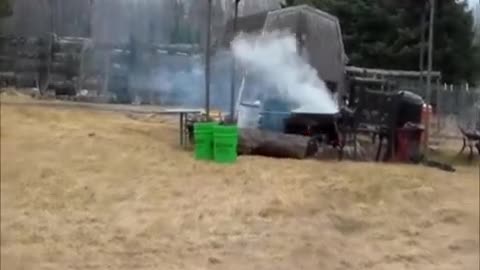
[396, 91, 424, 127]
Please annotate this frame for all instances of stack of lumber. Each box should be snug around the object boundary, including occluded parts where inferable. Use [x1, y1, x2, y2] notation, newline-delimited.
[0, 36, 15, 86]
[12, 36, 49, 88]
[104, 42, 201, 104]
[49, 36, 91, 96]
[106, 48, 131, 103]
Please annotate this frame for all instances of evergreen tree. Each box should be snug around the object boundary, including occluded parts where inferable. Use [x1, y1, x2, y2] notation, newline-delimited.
[284, 0, 479, 84]
[0, 0, 12, 18]
[281, 0, 297, 8]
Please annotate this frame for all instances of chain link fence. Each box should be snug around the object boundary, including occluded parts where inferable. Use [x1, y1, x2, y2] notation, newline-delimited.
[434, 84, 480, 138]
[359, 73, 479, 139]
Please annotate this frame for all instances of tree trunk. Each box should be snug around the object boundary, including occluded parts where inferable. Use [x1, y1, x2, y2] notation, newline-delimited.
[238, 128, 318, 159]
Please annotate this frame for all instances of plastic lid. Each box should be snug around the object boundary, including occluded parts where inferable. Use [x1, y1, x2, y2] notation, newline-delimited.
[398, 90, 424, 106]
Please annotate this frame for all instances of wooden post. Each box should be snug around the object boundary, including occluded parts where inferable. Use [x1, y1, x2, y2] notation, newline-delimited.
[101, 52, 110, 96]
[77, 43, 87, 94]
[424, 0, 435, 155]
[474, 87, 479, 130]
[229, 0, 241, 121]
[419, 1, 428, 89]
[205, 0, 212, 118]
[435, 77, 441, 133]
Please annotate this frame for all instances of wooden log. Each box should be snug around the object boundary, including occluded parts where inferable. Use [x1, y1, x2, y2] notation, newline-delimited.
[346, 66, 442, 78]
[0, 61, 14, 72]
[12, 37, 47, 48]
[48, 72, 68, 82]
[0, 36, 13, 46]
[15, 72, 37, 88]
[0, 55, 13, 61]
[14, 59, 44, 72]
[110, 63, 129, 76]
[16, 51, 43, 59]
[94, 43, 201, 55]
[0, 71, 15, 86]
[238, 128, 318, 159]
[110, 49, 130, 63]
[53, 38, 87, 54]
[0, 71, 14, 79]
[82, 77, 101, 90]
[50, 80, 76, 96]
[51, 61, 79, 76]
[53, 52, 81, 63]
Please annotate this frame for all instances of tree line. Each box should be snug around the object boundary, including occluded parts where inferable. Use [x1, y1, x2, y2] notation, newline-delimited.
[284, 0, 479, 85]
[2, 0, 478, 84]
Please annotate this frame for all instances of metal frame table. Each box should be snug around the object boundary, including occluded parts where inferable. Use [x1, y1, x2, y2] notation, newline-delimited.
[162, 108, 203, 147]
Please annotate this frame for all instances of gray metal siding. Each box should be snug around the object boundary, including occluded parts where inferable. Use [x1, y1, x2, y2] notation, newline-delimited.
[232, 5, 347, 95]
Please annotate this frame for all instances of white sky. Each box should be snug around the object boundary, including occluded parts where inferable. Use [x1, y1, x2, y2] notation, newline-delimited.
[467, 0, 479, 8]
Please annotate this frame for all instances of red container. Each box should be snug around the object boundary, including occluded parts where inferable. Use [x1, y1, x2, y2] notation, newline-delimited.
[420, 103, 433, 146]
[395, 127, 423, 162]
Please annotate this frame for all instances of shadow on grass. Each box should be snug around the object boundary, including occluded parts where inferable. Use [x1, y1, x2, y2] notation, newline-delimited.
[429, 148, 479, 168]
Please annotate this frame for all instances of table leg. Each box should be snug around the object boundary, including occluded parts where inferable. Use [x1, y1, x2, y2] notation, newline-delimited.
[353, 130, 357, 160]
[375, 136, 383, 162]
[180, 113, 184, 146]
[456, 137, 467, 157]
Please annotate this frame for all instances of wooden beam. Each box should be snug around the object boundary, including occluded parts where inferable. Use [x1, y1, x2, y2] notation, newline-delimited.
[346, 66, 441, 78]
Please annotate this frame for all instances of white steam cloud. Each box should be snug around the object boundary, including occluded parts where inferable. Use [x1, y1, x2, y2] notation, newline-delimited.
[232, 31, 339, 114]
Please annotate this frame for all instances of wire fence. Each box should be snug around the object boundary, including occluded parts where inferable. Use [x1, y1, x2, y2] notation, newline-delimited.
[434, 83, 480, 138]
[365, 74, 479, 138]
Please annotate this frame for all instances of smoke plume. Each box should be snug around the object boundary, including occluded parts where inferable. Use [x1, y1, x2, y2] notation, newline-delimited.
[147, 51, 234, 110]
[232, 31, 339, 114]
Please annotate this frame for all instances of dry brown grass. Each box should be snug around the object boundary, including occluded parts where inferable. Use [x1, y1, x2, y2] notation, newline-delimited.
[1, 97, 479, 270]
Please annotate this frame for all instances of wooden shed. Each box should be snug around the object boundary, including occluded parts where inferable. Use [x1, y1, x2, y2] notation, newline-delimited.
[223, 5, 348, 98]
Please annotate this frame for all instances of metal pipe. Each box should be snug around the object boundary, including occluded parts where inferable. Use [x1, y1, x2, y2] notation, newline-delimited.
[205, 0, 212, 118]
[424, 0, 435, 155]
[229, 0, 240, 122]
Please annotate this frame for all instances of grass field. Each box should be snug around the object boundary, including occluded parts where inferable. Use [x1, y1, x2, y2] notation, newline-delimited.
[1, 95, 479, 270]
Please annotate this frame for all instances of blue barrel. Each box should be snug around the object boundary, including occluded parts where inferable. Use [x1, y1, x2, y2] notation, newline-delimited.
[259, 111, 291, 132]
[258, 98, 292, 132]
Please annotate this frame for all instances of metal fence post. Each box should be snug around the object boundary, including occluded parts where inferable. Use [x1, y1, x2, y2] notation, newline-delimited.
[435, 78, 441, 133]
[205, 0, 212, 118]
[423, 0, 435, 154]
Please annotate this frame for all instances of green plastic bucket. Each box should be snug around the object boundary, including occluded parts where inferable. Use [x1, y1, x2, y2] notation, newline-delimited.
[213, 125, 238, 164]
[194, 122, 217, 160]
